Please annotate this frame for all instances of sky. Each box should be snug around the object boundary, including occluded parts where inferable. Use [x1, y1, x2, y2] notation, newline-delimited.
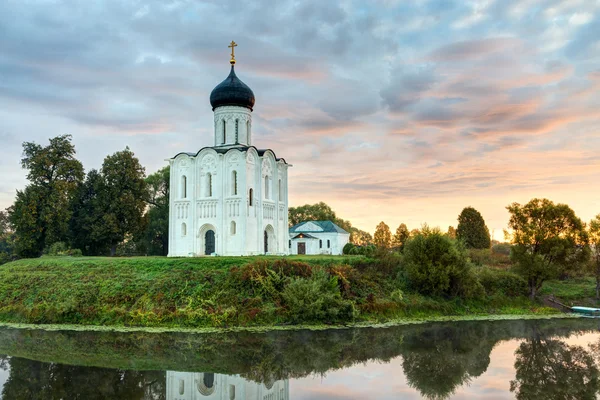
[0, 0, 599, 238]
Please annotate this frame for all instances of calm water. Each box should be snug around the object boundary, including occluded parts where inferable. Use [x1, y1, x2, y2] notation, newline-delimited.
[0, 318, 599, 399]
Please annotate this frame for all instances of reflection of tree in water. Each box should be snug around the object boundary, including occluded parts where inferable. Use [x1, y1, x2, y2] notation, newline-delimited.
[0, 356, 165, 400]
[510, 335, 599, 400]
[399, 323, 495, 400]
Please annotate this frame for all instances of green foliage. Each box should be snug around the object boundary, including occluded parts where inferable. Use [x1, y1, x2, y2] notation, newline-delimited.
[392, 223, 410, 251]
[492, 242, 512, 256]
[342, 243, 354, 255]
[507, 198, 590, 299]
[282, 269, 357, 323]
[456, 206, 491, 249]
[96, 147, 148, 256]
[468, 248, 511, 267]
[588, 214, 600, 298]
[140, 166, 170, 256]
[477, 268, 528, 297]
[8, 135, 84, 257]
[403, 231, 483, 298]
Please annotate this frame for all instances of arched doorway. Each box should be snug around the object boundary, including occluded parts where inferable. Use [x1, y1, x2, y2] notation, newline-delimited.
[264, 225, 275, 254]
[205, 230, 215, 255]
[264, 230, 268, 254]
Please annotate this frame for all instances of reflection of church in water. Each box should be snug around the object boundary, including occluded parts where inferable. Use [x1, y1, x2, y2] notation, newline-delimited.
[167, 371, 289, 400]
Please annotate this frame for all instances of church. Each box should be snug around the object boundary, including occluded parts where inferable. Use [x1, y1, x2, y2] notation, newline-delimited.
[168, 42, 290, 257]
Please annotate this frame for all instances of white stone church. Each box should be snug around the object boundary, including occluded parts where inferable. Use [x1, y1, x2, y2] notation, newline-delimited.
[168, 44, 290, 256]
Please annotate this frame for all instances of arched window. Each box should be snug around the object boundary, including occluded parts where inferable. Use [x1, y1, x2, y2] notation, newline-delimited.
[179, 380, 185, 395]
[181, 175, 187, 198]
[319, 239, 322, 248]
[235, 119, 239, 143]
[264, 177, 270, 200]
[247, 120, 250, 139]
[289, 240, 291, 248]
[249, 188, 253, 206]
[207, 173, 213, 197]
[229, 385, 236, 400]
[327, 239, 331, 248]
[231, 221, 236, 235]
[222, 120, 226, 144]
[182, 223, 187, 236]
[231, 170, 237, 195]
[278, 179, 282, 200]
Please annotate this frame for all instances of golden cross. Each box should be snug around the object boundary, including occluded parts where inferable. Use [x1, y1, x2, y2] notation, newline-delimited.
[228, 40, 238, 64]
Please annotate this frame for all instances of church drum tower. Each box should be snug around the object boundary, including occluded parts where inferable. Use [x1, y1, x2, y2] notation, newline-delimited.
[167, 42, 290, 256]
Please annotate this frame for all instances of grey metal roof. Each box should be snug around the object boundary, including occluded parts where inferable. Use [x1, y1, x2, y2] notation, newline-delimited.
[289, 220, 349, 234]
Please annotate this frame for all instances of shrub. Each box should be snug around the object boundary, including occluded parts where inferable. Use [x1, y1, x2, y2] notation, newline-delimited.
[282, 269, 357, 323]
[343, 243, 355, 255]
[492, 243, 512, 256]
[46, 242, 69, 256]
[403, 232, 483, 298]
[477, 268, 528, 297]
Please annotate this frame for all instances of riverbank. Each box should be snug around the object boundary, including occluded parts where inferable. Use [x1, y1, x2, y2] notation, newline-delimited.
[0, 256, 588, 329]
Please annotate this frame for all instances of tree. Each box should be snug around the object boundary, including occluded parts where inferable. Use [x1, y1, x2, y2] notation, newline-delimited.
[95, 147, 147, 256]
[506, 198, 589, 299]
[588, 214, 600, 299]
[456, 207, 491, 249]
[392, 223, 410, 251]
[510, 336, 599, 399]
[0, 211, 14, 264]
[349, 228, 372, 246]
[403, 230, 482, 298]
[69, 170, 110, 255]
[447, 226, 457, 239]
[8, 135, 84, 256]
[140, 166, 170, 256]
[373, 221, 392, 249]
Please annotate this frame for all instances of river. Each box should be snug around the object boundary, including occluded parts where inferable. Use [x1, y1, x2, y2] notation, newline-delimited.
[0, 318, 598, 399]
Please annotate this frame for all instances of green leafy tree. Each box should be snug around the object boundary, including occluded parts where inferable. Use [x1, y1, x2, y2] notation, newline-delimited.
[0, 211, 14, 264]
[8, 135, 84, 257]
[403, 229, 482, 298]
[588, 214, 600, 299]
[456, 207, 491, 249]
[349, 228, 372, 246]
[392, 223, 410, 251]
[373, 221, 392, 249]
[141, 166, 170, 256]
[96, 147, 148, 256]
[69, 170, 110, 255]
[510, 337, 599, 399]
[506, 198, 589, 299]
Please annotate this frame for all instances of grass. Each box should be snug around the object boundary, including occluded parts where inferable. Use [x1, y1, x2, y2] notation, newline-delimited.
[0, 255, 586, 329]
[539, 277, 599, 305]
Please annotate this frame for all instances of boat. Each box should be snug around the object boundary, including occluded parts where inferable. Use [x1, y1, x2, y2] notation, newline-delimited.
[571, 306, 600, 317]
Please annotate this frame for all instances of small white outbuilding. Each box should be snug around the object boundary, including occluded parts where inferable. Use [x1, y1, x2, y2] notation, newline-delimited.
[289, 221, 350, 255]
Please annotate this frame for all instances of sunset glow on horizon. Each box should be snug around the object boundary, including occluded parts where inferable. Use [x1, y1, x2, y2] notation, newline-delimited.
[0, 1, 599, 237]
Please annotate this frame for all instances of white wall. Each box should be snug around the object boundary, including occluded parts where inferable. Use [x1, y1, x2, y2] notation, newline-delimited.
[289, 231, 350, 255]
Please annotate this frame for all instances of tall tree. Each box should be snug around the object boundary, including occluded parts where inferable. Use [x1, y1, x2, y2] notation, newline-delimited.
[69, 170, 109, 255]
[350, 228, 372, 246]
[96, 147, 147, 256]
[392, 223, 410, 251]
[0, 211, 14, 264]
[141, 166, 170, 256]
[8, 135, 84, 256]
[506, 198, 589, 299]
[373, 221, 392, 249]
[588, 214, 600, 299]
[447, 226, 457, 239]
[456, 207, 491, 249]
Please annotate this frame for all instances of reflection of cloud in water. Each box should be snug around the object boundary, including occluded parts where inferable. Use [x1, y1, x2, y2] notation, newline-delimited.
[167, 371, 289, 400]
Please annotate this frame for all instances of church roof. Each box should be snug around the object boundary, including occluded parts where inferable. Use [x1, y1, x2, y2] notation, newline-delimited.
[289, 221, 349, 234]
[209, 65, 255, 111]
[171, 146, 288, 164]
[290, 233, 319, 240]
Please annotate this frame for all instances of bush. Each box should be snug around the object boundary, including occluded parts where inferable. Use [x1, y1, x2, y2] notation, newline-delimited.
[45, 242, 82, 257]
[282, 269, 357, 323]
[343, 243, 355, 255]
[468, 248, 511, 268]
[403, 232, 483, 298]
[492, 243, 512, 256]
[477, 268, 528, 297]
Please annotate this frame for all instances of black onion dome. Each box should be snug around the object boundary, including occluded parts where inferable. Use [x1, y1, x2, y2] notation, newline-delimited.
[209, 66, 255, 111]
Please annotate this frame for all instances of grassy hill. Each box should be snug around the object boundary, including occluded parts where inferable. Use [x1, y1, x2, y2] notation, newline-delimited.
[0, 255, 563, 328]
